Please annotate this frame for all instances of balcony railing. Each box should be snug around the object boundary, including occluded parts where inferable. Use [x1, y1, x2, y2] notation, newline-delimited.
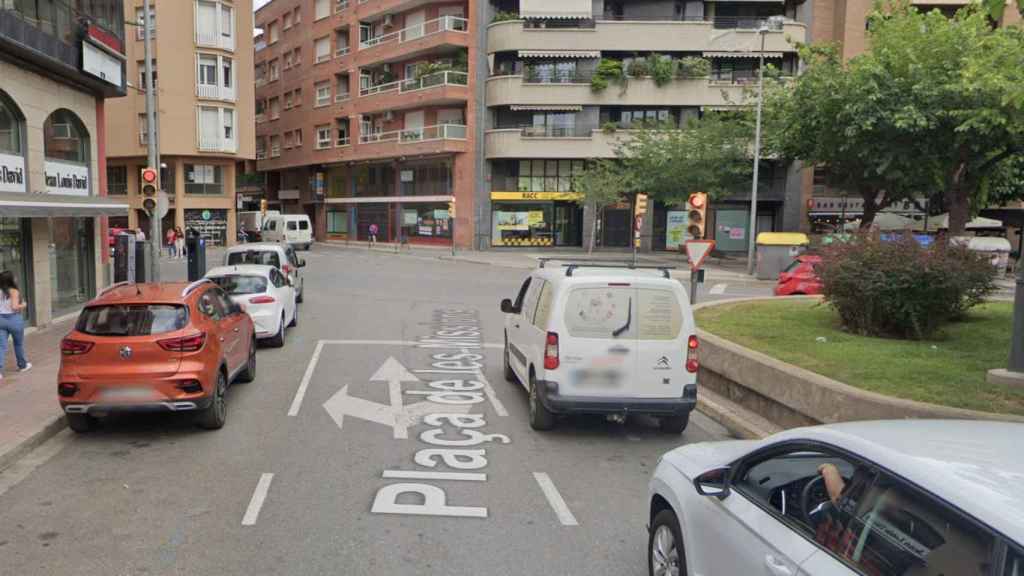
[522, 69, 593, 84]
[197, 83, 235, 101]
[336, 135, 351, 147]
[256, 149, 267, 160]
[359, 16, 468, 50]
[359, 123, 467, 144]
[270, 143, 281, 157]
[139, 132, 149, 145]
[335, 45, 350, 58]
[335, 0, 348, 13]
[199, 135, 237, 153]
[256, 112, 266, 123]
[336, 92, 351, 102]
[520, 125, 594, 138]
[359, 70, 468, 97]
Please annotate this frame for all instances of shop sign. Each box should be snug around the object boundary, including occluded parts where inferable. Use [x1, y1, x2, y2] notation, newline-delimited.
[400, 170, 415, 183]
[44, 161, 90, 196]
[495, 211, 529, 231]
[433, 209, 450, 221]
[185, 209, 228, 245]
[490, 191, 581, 201]
[403, 210, 419, 225]
[665, 211, 688, 249]
[0, 153, 26, 193]
[527, 211, 545, 226]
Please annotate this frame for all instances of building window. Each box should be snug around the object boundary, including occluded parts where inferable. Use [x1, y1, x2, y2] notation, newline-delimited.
[284, 131, 294, 149]
[516, 159, 586, 193]
[138, 113, 150, 145]
[315, 36, 331, 63]
[315, 0, 330, 20]
[222, 57, 233, 89]
[315, 81, 331, 107]
[185, 164, 223, 195]
[269, 59, 280, 80]
[197, 107, 236, 152]
[107, 166, 127, 195]
[293, 47, 302, 66]
[316, 125, 332, 149]
[196, 1, 234, 50]
[335, 74, 350, 101]
[283, 11, 293, 29]
[138, 59, 157, 89]
[198, 54, 218, 86]
[0, 90, 24, 155]
[256, 138, 266, 160]
[270, 135, 281, 157]
[255, 62, 266, 84]
[221, 5, 234, 45]
[269, 97, 280, 119]
[293, 7, 301, 23]
[223, 109, 234, 141]
[268, 21, 279, 44]
[285, 91, 294, 109]
[44, 109, 89, 165]
[295, 129, 303, 147]
[293, 88, 302, 106]
[134, 7, 156, 40]
[284, 50, 294, 69]
[335, 119, 349, 146]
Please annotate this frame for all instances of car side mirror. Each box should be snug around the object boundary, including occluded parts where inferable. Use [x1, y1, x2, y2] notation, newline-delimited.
[693, 466, 731, 500]
[234, 302, 246, 315]
[298, 259, 306, 268]
[500, 298, 514, 314]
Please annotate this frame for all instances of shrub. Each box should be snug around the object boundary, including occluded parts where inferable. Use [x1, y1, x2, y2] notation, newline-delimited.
[817, 233, 997, 339]
[601, 121, 618, 134]
[677, 56, 711, 79]
[491, 11, 519, 23]
[626, 57, 650, 78]
[591, 58, 625, 93]
[647, 54, 675, 86]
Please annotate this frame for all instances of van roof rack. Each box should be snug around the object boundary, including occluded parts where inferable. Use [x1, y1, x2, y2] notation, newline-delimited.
[536, 259, 674, 279]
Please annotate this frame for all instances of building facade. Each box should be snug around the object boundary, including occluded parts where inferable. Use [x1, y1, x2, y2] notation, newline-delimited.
[254, 0, 475, 247]
[105, 0, 255, 247]
[0, 1, 129, 326]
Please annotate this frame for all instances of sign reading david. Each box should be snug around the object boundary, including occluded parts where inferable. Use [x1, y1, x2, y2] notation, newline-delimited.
[0, 152, 26, 193]
[44, 161, 90, 196]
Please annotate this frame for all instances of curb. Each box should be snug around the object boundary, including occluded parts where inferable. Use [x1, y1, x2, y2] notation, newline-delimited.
[697, 389, 781, 440]
[0, 415, 65, 474]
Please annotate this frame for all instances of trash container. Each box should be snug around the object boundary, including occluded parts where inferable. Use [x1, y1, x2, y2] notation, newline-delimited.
[967, 236, 1012, 277]
[755, 232, 810, 280]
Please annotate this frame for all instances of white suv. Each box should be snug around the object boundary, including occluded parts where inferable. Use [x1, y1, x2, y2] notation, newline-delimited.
[500, 262, 698, 433]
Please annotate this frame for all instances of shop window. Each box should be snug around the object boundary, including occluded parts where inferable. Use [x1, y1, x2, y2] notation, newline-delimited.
[185, 164, 223, 195]
[327, 210, 348, 234]
[43, 109, 89, 164]
[50, 218, 95, 318]
[0, 90, 24, 155]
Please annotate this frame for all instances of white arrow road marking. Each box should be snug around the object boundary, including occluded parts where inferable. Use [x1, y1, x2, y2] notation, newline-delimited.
[242, 473, 274, 526]
[709, 283, 727, 295]
[371, 356, 421, 418]
[533, 472, 579, 527]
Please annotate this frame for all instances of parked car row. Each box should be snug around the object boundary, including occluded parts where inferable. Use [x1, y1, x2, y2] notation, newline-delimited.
[56, 245, 308, 433]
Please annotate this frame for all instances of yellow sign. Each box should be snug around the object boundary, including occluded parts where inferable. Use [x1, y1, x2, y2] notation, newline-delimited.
[527, 211, 545, 226]
[490, 191, 582, 201]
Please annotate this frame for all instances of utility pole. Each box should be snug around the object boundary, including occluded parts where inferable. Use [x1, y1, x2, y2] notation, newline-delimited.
[143, 0, 161, 281]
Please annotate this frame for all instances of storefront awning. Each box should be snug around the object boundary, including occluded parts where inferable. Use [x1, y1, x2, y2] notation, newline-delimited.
[510, 105, 583, 111]
[520, 0, 592, 19]
[517, 50, 601, 59]
[703, 51, 784, 58]
[0, 192, 129, 217]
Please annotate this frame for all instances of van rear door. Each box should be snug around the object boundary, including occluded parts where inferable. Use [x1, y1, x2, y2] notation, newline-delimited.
[631, 285, 689, 399]
[555, 283, 637, 398]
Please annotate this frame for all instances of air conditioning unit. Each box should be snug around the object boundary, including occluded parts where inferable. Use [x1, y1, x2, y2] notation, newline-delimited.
[383, 110, 395, 121]
[383, 14, 394, 27]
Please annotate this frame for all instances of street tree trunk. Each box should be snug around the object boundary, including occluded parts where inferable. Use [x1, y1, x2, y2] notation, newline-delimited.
[945, 161, 971, 236]
[589, 204, 599, 254]
[859, 188, 881, 230]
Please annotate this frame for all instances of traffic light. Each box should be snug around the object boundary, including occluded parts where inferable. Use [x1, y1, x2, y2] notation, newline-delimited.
[687, 192, 707, 239]
[634, 193, 648, 218]
[448, 199, 456, 219]
[141, 167, 159, 214]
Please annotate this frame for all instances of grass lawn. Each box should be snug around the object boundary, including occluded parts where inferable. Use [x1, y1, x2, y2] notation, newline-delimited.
[695, 300, 1024, 416]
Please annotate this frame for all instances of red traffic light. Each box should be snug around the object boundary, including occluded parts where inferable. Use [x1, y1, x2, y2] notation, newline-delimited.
[688, 193, 706, 209]
[142, 167, 157, 183]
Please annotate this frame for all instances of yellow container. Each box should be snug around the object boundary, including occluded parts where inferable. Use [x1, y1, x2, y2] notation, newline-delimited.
[756, 232, 810, 246]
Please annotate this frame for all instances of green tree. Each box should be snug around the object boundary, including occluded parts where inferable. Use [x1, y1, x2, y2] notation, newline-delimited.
[981, 0, 1023, 21]
[573, 161, 628, 253]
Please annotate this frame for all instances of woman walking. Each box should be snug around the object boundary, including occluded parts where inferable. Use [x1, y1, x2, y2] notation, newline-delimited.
[174, 226, 185, 259]
[165, 227, 177, 258]
[0, 271, 31, 380]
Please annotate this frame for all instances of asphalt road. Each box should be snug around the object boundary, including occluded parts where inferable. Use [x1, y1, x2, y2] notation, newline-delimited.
[0, 246, 736, 576]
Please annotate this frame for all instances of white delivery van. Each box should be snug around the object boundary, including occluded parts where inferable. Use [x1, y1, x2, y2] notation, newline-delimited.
[262, 214, 313, 250]
[237, 210, 280, 241]
[500, 262, 698, 433]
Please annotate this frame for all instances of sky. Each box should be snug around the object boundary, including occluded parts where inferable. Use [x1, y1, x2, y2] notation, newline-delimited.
[254, 0, 270, 10]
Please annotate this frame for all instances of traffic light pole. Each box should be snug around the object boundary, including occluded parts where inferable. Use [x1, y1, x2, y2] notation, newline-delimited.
[143, 0, 160, 281]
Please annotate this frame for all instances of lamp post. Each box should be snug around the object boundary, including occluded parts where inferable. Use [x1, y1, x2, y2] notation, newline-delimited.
[746, 15, 786, 276]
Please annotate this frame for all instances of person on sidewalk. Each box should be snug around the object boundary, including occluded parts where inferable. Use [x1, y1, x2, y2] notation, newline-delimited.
[368, 223, 379, 248]
[135, 227, 146, 242]
[174, 226, 185, 259]
[0, 271, 32, 380]
[165, 227, 177, 258]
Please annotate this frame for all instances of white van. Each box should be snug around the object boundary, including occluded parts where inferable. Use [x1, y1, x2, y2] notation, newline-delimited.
[262, 214, 312, 250]
[501, 262, 698, 433]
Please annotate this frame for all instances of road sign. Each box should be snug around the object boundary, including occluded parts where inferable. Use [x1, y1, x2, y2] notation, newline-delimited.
[155, 191, 169, 219]
[685, 239, 716, 270]
[322, 356, 469, 439]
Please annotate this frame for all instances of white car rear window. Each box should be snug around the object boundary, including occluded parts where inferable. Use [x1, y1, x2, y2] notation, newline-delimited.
[637, 288, 682, 340]
[563, 287, 634, 339]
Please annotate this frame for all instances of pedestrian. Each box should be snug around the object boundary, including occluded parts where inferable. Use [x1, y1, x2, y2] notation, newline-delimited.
[368, 222, 379, 248]
[0, 270, 31, 380]
[135, 227, 146, 242]
[174, 226, 185, 259]
[165, 227, 176, 258]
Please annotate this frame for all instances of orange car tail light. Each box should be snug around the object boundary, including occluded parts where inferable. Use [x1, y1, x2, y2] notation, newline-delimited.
[60, 338, 94, 355]
[158, 332, 207, 352]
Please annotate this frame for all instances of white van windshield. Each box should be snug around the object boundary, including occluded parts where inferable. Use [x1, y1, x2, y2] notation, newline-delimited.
[563, 286, 681, 340]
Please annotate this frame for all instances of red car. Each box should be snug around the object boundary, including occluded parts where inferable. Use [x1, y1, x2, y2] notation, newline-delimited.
[774, 255, 823, 296]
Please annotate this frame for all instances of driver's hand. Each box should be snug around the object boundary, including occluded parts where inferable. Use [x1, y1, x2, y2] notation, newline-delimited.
[817, 464, 846, 504]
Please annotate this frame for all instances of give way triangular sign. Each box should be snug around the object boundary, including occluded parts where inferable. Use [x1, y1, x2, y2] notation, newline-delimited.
[685, 240, 716, 270]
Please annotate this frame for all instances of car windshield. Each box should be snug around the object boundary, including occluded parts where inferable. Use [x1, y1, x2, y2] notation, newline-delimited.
[76, 304, 188, 336]
[208, 275, 268, 295]
[228, 250, 281, 268]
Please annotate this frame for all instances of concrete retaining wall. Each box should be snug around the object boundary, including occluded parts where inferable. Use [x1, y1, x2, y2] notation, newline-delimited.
[695, 297, 1024, 428]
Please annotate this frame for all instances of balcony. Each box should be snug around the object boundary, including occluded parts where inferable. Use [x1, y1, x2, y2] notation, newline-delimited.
[355, 0, 446, 19]
[486, 18, 804, 54]
[198, 132, 238, 153]
[197, 83, 236, 102]
[335, 0, 349, 13]
[357, 16, 468, 65]
[484, 128, 621, 159]
[352, 123, 467, 160]
[256, 112, 266, 123]
[358, 70, 468, 112]
[486, 75, 747, 108]
[336, 136, 351, 147]
[336, 45, 350, 58]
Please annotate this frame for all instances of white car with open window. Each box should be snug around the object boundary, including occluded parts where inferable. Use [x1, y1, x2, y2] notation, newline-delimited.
[500, 261, 698, 432]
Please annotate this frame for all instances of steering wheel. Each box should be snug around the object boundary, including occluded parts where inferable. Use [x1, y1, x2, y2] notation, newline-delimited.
[801, 474, 828, 526]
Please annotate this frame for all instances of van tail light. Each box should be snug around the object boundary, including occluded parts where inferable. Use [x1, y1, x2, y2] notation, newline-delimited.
[60, 338, 94, 355]
[249, 295, 275, 304]
[544, 332, 560, 370]
[158, 332, 207, 352]
[686, 335, 699, 373]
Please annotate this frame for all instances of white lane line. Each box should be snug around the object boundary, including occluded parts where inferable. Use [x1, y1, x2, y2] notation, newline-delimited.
[709, 283, 727, 295]
[533, 472, 579, 526]
[474, 367, 509, 417]
[241, 473, 275, 526]
[288, 340, 324, 416]
[0, 430, 72, 498]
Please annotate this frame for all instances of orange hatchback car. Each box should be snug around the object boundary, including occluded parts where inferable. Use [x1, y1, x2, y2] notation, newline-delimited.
[57, 280, 256, 432]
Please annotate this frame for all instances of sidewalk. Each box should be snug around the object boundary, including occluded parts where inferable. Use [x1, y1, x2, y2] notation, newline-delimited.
[319, 240, 770, 283]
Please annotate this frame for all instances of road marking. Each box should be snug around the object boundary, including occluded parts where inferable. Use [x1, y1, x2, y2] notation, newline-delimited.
[383, 470, 487, 482]
[474, 367, 509, 417]
[288, 340, 325, 416]
[320, 339, 502, 349]
[533, 472, 579, 526]
[709, 283, 727, 295]
[0, 430, 72, 498]
[241, 473, 274, 526]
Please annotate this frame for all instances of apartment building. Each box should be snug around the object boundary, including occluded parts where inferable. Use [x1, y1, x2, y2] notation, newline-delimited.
[255, 0, 474, 247]
[105, 0, 255, 246]
[483, 0, 807, 250]
[0, 1, 129, 326]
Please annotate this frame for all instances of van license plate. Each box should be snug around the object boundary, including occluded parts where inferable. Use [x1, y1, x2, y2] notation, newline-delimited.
[572, 369, 622, 389]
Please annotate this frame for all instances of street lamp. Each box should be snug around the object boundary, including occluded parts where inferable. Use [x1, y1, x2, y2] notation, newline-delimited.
[746, 15, 786, 276]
